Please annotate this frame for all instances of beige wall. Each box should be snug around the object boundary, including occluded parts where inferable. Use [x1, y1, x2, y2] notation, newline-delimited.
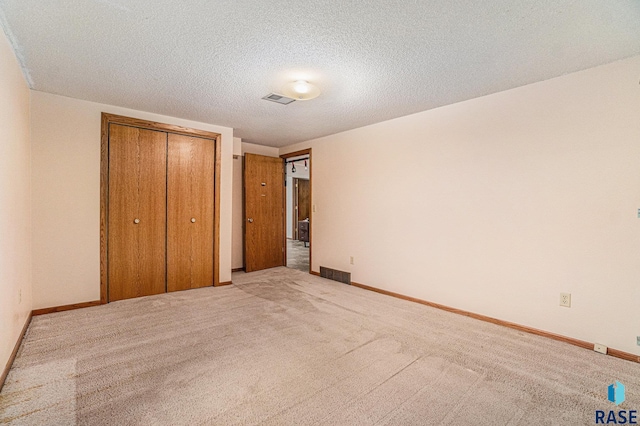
[281, 56, 640, 355]
[0, 30, 32, 374]
[232, 139, 244, 270]
[242, 142, 280, 157]
[30, 91, 234, 309]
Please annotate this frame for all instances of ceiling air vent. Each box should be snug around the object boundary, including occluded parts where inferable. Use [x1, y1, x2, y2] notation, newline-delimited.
[262, 93, 296, 105]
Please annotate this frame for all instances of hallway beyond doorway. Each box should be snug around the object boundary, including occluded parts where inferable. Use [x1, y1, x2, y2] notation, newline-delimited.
[287, 239, 309, 272]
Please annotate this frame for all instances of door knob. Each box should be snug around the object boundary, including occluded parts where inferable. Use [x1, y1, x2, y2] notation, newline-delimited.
[133, 218, 140, 224]
[247, 218, 253, 223]
[191, 218, 196, 223]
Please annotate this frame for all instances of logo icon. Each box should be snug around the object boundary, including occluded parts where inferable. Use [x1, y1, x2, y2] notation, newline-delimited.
[608, 381, 626, 406]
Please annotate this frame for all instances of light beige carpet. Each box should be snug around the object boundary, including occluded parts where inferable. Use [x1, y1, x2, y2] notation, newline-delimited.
[1, 267, 638, 425]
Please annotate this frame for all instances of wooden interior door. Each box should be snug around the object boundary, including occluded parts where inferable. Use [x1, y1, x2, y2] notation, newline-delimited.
[244, 153, 285, 272]
[292, 178, 299, 239]
[297, 179, 310, 221]
[291, 178, 310, 239]
[167, 134, 215, 291]
[108, 124, 167, 301]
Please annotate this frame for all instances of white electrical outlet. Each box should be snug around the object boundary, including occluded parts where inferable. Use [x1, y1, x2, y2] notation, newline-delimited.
[349, 256, 354, 265]
[594, 343, 608, 354]
[559, 293, 571, 307]
[637, 336, 640, 346]
[313, 204, 316, 213]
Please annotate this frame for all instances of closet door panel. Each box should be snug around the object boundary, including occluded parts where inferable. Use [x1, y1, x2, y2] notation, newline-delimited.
[108, 124, 167, 301]
[167, 134, 215, 291]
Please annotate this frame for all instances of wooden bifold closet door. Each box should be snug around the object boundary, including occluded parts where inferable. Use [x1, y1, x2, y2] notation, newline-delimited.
[167, 133, 214, 292]
[105, 119, 217, 302]
[108, 124, 167, 301]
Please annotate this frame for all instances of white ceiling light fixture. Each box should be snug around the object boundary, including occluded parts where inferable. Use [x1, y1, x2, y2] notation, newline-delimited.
[282, 80, 321, 101]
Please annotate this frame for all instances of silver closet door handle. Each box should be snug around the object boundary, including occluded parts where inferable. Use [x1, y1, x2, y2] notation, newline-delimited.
[247, 218, 253, 223]
[134, 218, 140, 224]
[191, 218, 196, 223]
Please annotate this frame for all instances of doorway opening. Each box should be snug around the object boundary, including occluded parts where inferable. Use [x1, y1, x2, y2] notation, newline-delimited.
[281, 149, 311, 273]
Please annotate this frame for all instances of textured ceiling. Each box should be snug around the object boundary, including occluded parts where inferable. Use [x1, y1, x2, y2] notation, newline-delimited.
[1, 1, 640, 147]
